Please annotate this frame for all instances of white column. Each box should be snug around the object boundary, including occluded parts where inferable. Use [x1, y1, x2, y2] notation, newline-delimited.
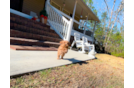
[72, 0, 77, 19]
[92, 21, 97, 44]
[66, 0, 77, 42]
[45, 0, 49, 10]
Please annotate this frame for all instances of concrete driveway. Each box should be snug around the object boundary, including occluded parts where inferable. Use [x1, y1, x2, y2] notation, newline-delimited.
[10, 49, 95, 76]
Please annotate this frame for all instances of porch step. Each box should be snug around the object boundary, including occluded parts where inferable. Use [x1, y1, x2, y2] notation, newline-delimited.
[10, 45, 57, 51]
[10, 29, 62, 43]
[10, 17, 54, 33]
[10, 13, 62, 51]
[10, 18, 57, 35]
[10, 23, 60, 38]
[10, 37, 60, 48]
[10, 13, 50, 28]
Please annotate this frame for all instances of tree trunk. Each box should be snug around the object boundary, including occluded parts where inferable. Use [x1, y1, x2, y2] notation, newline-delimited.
[103, 0, 116, 47]
[104, 0, 109, 13]
[105, 0, 124, 48]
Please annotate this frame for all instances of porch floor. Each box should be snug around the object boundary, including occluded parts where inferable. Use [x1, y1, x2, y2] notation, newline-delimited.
[10, 49, 95, 76]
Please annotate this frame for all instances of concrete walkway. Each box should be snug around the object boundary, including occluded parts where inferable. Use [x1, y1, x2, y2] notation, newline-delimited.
[10, 49, 95, 76]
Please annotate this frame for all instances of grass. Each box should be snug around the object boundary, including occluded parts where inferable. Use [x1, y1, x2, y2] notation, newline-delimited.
[111, 52, 124, 58]
[10, 54, 124, 88]
[39, 68, 52, 78]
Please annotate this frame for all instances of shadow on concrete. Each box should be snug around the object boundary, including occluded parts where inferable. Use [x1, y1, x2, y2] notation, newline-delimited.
[95, 57, 98, 59]
[63, 56, 98, 66]
[63, 58, 90, 65]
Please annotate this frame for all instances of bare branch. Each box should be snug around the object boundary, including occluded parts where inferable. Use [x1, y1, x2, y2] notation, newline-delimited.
[106, 0, 124, 45]
[104, 0, 109, 13]
[104, 0, 116, 45]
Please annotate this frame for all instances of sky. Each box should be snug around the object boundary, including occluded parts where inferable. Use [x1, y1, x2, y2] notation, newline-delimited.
[91, 0, 123, 30]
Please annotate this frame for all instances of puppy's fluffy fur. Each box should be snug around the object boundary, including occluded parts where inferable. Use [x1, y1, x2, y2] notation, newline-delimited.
[57, 40, 70, 60]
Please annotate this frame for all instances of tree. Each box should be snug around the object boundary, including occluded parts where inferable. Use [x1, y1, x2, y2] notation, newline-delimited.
[83, 0, 124, 57]
[105, 0, 124, 48]
[95, 12, 108, 46]
[103, 0, 116, 47]
[101, 12, 108, 42]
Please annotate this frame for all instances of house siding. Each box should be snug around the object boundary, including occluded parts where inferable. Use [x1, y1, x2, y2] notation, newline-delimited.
[22, 0, 45, 17]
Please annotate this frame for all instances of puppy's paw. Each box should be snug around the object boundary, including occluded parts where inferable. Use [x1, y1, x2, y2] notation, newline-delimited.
[57, 58, 60, 60]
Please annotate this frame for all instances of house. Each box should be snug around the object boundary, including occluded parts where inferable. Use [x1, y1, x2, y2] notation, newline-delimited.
[10, 0, 100, 51]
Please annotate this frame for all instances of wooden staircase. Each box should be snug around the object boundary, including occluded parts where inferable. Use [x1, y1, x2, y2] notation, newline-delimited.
[10, 13, 62, 51]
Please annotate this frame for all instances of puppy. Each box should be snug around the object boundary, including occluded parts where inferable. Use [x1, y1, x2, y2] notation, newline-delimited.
[57, 40, 70, 60]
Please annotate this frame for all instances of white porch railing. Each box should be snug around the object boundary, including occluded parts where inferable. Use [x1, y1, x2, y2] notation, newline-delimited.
[71, 29, 93, 42]
[54, 8, 93, 33]
[46, 0, 93, 42]
[10, 8, 33, 19]
[46, 0, 71, 40]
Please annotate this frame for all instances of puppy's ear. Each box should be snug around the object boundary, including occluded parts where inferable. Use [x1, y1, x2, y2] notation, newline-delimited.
[67, 42, 71, 46]
[69, 43, 71, 46]
[67, 41, 71, 46]
[60, 40, 64, 44]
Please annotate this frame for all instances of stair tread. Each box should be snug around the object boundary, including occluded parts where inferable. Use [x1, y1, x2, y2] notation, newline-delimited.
[10, 29, 62, 42]
[10, 20, 52, 32]
[10, 37, 60, 45]
[10, 45, 58, 51]
[10, 13, 50, 27]
[10, 23, 60, 38]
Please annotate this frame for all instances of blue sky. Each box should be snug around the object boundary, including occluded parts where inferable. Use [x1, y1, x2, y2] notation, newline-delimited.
[91, 0, 123, 30]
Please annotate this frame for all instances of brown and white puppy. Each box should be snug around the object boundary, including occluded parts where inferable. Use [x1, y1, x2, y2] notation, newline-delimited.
[57, 40, 70, 60]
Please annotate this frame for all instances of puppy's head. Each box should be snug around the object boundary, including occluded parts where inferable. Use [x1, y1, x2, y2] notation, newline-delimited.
[60, 40, 70, 47]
